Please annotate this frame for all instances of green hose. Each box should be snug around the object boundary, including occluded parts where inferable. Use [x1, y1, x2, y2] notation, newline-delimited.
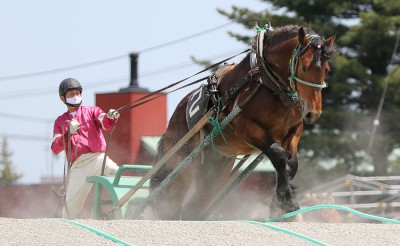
[240, 204, 400, 245]
[59, 205, 400, 246]
[241, 220, 327, 245]
[265, 204, 400, 224]
[61, 219, 133, 246]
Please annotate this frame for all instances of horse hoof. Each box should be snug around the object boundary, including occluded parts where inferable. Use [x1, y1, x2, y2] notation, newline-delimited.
[269, 196, 300, 221]
[286, 200, 300, 213]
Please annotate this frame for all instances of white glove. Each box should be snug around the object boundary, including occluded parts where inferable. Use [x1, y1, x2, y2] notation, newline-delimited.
[69, 119, 80, 134]
[107, 109, 120, 119]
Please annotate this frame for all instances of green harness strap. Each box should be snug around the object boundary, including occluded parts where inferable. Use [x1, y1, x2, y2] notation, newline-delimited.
[208, 97, 227, 154]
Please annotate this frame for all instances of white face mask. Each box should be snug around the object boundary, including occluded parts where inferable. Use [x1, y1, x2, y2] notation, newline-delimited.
[66, 95, 82, 105]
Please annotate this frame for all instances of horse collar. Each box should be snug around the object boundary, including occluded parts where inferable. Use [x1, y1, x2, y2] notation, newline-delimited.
[251, 28, 300, 108]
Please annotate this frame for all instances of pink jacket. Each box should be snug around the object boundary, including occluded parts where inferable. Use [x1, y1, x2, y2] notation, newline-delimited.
[51, 105, 118, 162]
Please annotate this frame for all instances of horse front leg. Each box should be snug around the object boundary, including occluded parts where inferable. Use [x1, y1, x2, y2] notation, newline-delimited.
[284, 124, 302, 181]
[279, 127, 303, 221]
[150, 133, 201, 220]
[262, 137, 300, 219]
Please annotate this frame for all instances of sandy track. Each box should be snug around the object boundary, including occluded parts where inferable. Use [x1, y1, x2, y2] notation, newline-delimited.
[1, 218, 399, 245]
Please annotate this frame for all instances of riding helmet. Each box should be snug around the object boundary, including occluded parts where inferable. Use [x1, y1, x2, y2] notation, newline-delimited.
[59, 78, 83, 96]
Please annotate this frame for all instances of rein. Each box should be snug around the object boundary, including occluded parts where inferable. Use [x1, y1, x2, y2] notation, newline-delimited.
[96, 49, 250, 176]
[117, 49, 250, 114]
[64, 49, 249, 172]
[52, 120, 80, 218]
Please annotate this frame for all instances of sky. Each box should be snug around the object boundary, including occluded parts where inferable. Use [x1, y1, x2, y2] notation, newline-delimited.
[0, 1, 267, 184]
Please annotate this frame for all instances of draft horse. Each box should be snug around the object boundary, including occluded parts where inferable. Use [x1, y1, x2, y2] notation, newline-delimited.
[150, 24, 336, 220]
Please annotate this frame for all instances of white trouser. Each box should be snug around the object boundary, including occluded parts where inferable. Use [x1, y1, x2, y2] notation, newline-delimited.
[62, 152, 119, 219]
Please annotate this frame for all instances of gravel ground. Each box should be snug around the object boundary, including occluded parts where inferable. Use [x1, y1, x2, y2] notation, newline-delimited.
[0, 218, 399, 246]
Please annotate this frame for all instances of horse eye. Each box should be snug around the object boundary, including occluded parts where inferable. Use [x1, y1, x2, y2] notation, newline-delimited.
[302, 65, 307, 72]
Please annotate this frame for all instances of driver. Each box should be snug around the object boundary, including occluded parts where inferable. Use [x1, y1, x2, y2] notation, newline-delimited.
[51, 78, 120, 219]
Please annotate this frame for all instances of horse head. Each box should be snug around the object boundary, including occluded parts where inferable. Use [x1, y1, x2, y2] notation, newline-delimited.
[292, 27, 336, 124]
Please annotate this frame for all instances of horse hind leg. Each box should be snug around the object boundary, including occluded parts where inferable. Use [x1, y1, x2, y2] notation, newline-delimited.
[149, 134, 202, 220]
[181, 149, 234, 220]
[149, 154, 201, 220]
[150, 135, 167, 189]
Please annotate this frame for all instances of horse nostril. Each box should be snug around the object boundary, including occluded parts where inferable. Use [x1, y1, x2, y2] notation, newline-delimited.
[305, 112, 313, 120]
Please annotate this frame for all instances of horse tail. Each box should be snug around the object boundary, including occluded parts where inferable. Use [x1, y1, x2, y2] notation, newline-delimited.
[150, 134, 169, 190]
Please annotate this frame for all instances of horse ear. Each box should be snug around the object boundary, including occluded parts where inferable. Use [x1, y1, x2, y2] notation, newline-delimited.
[298, 27, 306, 45]
[324, 33, 336, 49]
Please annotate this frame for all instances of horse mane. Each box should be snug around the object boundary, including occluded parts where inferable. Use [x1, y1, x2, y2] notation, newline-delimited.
[266, 25, 313, 47]
[265, 24, 335, 59]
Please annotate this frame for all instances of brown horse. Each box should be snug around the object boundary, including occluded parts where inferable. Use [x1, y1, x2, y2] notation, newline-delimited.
[150, 24, 336, 220]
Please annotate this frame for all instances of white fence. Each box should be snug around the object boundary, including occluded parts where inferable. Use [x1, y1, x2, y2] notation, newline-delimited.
[302, 175, 400, 220]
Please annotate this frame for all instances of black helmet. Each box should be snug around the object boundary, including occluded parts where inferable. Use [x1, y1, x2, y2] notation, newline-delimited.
[59, 78, 83, 96]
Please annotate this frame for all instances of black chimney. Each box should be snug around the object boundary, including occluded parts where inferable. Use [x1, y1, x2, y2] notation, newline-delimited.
[129, 53, 138, 87]
[120, 53, 148, 92]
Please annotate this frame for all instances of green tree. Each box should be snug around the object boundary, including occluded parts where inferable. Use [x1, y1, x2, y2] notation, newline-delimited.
[217, 1, 400, 178]
[0, 136, 22, 185]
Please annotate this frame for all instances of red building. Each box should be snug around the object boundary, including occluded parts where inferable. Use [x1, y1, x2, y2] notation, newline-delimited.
[95, 91, 166, 165]
[96, 53, 167, 165]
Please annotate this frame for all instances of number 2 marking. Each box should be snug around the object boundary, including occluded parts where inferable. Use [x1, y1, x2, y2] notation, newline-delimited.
[188, 87, 202, 118]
